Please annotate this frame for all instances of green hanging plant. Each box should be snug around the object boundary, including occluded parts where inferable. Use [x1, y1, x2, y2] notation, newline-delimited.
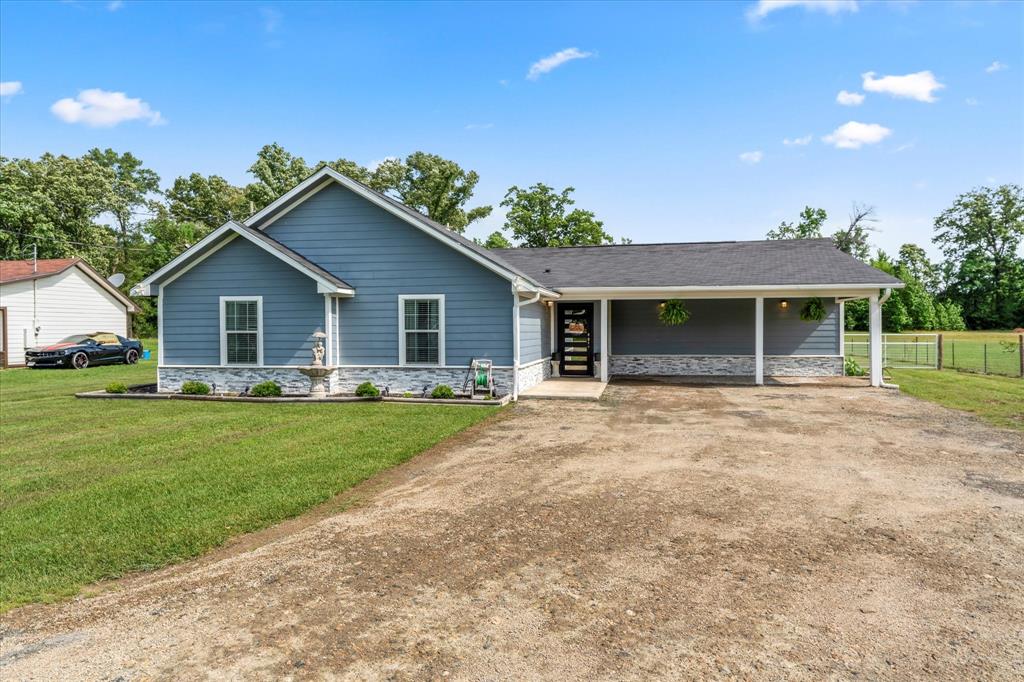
[658, 299, 691, 326]
[799, 296, 827, 322]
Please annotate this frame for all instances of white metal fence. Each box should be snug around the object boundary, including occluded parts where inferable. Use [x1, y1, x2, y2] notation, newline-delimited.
[844, 333, 939, 370]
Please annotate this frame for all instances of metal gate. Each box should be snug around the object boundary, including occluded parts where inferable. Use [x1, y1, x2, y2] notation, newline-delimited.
[844, 333, 939, 370]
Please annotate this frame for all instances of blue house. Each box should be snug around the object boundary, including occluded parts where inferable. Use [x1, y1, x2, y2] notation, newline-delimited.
[133, 167, 902, 397]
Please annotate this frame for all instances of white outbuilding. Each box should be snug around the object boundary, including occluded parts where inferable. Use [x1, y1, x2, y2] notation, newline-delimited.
[0, 258, 140, 368]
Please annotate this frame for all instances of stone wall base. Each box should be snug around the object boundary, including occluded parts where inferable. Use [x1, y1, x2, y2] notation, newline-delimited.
[158, 366, 515, 396]
[516, 359, 550, 394]
[609, 354, 843, 377]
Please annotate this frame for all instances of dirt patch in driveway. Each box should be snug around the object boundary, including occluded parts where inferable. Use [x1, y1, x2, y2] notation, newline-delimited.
[2, 383, 1023, 680]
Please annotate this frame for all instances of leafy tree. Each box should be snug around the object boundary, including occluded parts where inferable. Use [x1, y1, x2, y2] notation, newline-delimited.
[767, 206, 827, 240]
[84, 148, 161, 268]
[315, 157, 373, 186]
[831, 203, 877, 261]
[166, 173, 248, 229]
[243, 143, 312, 210]
[478, 231, 512, 249]
[371, 152, 492, 232]
[498, 183, 613, 247]
[933, 185, 1024, 328]
[897, 243, 940, 293]
[0, 154, 118, 271]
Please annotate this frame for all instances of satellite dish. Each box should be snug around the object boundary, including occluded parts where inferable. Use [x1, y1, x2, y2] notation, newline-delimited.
[107, 273, 126, 287]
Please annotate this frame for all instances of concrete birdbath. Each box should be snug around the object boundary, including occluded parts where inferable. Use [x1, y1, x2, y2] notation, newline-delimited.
[297, 332, 335, 397]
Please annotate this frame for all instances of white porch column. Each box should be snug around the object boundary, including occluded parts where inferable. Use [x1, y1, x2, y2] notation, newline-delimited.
[754, 297, 764, 385]
[600, 298, 609, 383]
[869, 293, 882, 387]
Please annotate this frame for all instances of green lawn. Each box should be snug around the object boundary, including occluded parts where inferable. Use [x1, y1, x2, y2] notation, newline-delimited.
[0, 351, 497, 611]
[889, 369, 1024, 432]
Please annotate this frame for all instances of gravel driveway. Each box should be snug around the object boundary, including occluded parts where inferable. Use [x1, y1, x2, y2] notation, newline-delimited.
[2, 382, 1023, 680]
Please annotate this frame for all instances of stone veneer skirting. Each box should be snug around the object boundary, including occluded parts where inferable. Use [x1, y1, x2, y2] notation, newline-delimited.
[515, 359, 551, 394]
[159, 366, 516, 396]
[609, 354, 842, 377]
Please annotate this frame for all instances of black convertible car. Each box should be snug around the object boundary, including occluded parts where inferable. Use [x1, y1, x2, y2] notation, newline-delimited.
[25, 332, 144, 369]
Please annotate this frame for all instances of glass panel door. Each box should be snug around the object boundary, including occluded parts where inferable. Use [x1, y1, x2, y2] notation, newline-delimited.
[558, 303, 594, 376]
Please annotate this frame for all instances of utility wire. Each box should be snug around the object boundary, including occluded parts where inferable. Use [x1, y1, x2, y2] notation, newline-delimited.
[0, 228, 155, 252]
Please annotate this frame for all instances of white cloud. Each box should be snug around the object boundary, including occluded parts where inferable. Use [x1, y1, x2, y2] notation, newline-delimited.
[498, 79, 509, 87]
[985, 61, 1007, 74]
[892, 141, 915, 153]
[836, 89, 864, 106]
[527, 48, 594, 80]
[464, 122, 494, 130]
[822, 121, 892, 149]
[861, 70, 944, 103]
[107, 0, 123, 10]
[739, 150, 764, 164]
[965, 97, 979, 107]
[0, 81, 23, 97]
[783, 134, 812, 146]
[747, 0, 858, 22]
[50, 89, 165, 127]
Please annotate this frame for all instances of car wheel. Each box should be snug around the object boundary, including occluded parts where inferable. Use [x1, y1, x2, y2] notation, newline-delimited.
[71, 352, 89, 370]
[125, 349, 139, 365]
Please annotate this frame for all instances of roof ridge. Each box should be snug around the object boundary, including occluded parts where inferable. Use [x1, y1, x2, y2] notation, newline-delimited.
[493, 237, 834, 251]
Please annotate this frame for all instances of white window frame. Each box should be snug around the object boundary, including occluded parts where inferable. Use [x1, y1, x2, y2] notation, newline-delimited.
[219, 296, 264, 366]
[398, 294, 445, 367]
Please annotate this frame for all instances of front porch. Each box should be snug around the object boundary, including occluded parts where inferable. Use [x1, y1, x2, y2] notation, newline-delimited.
[519, 291, 889, 395]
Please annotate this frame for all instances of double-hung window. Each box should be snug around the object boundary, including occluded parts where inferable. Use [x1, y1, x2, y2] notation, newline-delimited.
[220, 296, 263, 365]
[399, 295, 445, 366]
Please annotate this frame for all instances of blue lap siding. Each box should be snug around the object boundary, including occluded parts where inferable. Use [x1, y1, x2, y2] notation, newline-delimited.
[763, 297, 840, 355]
[610, 298, 839, 356]
[263, 184, 514, 366]
[161, 237, 324, 365]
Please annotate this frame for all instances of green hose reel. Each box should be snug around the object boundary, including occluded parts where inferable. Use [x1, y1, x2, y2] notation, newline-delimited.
[475, 370, 489, 387]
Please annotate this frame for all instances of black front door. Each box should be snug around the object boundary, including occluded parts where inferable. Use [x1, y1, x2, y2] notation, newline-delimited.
[558, 303, 594, 376]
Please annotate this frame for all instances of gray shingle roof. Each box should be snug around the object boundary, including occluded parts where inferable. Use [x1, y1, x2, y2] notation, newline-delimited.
[493, 239, 902, 289]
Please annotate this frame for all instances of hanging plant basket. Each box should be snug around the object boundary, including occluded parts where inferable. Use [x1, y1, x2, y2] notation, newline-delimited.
[658, 299, 690, 326]
[799, 296, 827, 322]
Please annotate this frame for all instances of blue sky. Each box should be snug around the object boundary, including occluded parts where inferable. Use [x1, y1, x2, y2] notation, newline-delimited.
[1, 0, 1021, 258]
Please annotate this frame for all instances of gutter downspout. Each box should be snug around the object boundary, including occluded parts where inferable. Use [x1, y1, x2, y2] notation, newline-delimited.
[512, 284, 542, 401]
[877, 287, 899, 390]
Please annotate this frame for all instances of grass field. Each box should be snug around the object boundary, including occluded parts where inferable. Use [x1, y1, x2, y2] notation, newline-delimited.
[0, 349, 497, 611]
[889, 369, 1024, 432]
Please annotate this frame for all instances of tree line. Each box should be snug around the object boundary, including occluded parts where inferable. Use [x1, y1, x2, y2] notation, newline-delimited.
[1, 143, 1020, 335]
[0, 144, 620, 334]
[765, 187, 1024, 332]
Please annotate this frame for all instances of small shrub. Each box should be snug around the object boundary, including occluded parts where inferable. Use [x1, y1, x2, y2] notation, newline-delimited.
[402, 391, 414, 398]
[430, 384, 456, 399]
[355, 381, 380, 398]
[181, 380, 211, 395]
[250, 381, 282, 398]
[105, 381, 128, 394]
[844, 357, 866, 377]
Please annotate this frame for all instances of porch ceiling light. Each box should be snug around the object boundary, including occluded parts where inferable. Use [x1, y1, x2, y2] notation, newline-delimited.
[779, 299, 789, 310]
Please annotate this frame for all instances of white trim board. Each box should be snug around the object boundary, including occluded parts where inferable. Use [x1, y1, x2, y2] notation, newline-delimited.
[397, 294, 446, 367]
